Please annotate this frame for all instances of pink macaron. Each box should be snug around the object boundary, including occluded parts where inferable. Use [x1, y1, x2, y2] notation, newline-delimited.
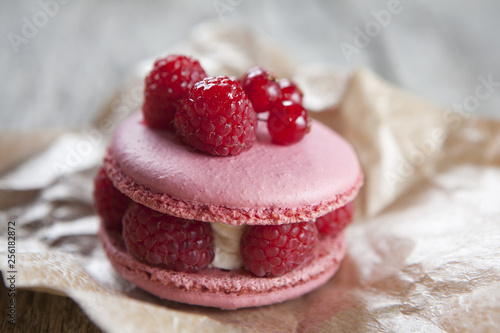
[97, 111, 362, 310]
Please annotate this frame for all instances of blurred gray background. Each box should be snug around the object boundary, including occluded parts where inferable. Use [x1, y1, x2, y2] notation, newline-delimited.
[2, 0, 500, 130]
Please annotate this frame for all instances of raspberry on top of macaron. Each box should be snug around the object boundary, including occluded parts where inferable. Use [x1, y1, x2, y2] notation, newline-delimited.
[142, 55, 312, 155]
[174, 76, 258, 156]
[143, 54, 207, 130]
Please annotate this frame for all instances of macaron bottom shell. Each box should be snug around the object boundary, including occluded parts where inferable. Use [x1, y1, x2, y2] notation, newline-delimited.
[98, 220, 346, 310]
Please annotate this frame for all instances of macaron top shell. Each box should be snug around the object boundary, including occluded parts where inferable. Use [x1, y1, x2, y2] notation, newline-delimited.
[105, 112, 362, 225]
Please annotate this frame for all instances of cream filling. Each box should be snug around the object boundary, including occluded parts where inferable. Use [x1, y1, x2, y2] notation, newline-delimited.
[210, 223, 246, 270]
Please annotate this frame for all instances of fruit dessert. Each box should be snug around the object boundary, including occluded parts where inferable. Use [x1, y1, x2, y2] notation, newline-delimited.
[95, 55, 363, 310]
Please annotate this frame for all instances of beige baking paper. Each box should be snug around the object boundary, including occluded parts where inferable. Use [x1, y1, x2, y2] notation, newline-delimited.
[1, 22, 499, 332]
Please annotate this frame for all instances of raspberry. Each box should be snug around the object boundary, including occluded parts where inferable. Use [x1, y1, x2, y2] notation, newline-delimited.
[174, 76, 258, 156]
[279, 78, 303, 105]
[93, 167, 130, 231]
[143, 55, 207, 130]
[267, 101, 309, 145]
[240, 67, 282, 113]
[123, 202, 214, 273]
[315, 201, 355, 237]
[240, 222, 318, 277]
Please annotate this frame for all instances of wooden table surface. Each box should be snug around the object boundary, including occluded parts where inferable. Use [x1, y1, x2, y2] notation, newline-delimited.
[1, 273, 101, 333]
[2, 1, 500, 331]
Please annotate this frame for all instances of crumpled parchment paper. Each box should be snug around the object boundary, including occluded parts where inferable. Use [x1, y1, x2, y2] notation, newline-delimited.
[1, 21, 500, 333]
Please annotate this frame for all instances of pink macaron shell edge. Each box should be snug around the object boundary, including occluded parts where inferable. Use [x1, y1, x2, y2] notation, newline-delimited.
[99, 224, 346, 310]
[104, 153, 362, 225]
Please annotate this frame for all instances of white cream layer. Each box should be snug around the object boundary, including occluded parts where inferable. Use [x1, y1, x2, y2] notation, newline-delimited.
[210, 223, 246, 270]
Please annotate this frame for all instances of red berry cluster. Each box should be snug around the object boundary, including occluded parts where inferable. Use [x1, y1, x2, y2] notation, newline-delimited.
[143, 55, 207, 131]
[315, 201, 355, 237]
[142, 55, 311, 155]
[93, 167, 130, 231]
[239, 202, 355, 277]
[240, 67, 309, 145]
[174, 76, 258, 156]
[240, 222, 318, 277]
[123, 202, 215, 273]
